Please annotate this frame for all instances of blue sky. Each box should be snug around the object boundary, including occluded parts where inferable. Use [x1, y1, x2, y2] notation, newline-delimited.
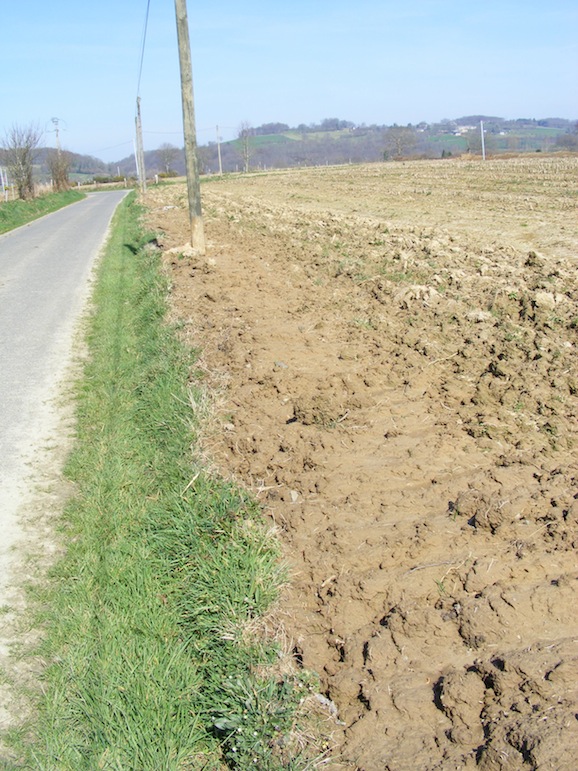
[2, 0, 576, 162]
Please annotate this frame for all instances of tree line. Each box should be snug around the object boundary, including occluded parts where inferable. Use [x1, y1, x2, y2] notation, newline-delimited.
[194, 117, 578, 174]
[0, 123, 75, 199]
[2, 115, 576, 198]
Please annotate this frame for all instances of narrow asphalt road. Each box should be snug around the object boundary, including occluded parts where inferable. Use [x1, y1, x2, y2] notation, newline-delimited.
[0, 191, 128, 600]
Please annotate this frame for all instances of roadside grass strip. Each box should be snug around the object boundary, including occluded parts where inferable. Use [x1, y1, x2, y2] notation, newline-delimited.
[13, 194, 315, 769]
[0, 190, 85, 234]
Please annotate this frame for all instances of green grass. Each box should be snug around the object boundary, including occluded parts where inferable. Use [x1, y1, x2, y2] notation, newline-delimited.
[427, 135, 468, 152]
[5, 193, 317, 769]
[250, 134, 295, 147]
[0, 189, 85, 234]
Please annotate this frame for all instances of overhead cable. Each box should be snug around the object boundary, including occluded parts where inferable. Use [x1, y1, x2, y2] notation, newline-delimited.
[136, 0, 152, 102]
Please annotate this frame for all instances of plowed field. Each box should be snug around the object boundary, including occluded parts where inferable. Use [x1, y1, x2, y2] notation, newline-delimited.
[146, 156, 578, 770]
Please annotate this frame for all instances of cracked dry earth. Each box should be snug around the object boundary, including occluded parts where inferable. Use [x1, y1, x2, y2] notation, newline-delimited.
[145, 156, 578, 770]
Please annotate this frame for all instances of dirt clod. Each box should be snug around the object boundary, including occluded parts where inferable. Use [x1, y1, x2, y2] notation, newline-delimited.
[147, 157, 578, 769]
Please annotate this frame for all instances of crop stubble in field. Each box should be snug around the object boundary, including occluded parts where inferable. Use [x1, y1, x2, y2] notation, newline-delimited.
[147, 157, 578, 770]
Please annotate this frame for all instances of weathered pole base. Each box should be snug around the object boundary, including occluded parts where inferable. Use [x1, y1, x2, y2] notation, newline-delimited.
[191, 215, 206, 255]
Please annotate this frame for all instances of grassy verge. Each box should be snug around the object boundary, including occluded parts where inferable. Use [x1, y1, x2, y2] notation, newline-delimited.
[8, 194, 317, 768]
[0, 189, 86, 234]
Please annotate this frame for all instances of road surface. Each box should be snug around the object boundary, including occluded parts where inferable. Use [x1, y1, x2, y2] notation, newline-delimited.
[0, 190, 128, 600]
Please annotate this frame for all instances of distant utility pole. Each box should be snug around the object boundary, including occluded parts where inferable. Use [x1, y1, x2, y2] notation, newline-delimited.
[0, 167, 8, 202]
[135, 96, 147, 194]
[216, 125, 223, 176]
[51, 117, 61, 152]
[174, 0, 205, 253]
[480, 120, 486, 161]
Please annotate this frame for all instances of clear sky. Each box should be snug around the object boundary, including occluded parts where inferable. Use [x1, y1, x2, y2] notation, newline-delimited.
[2, 0, 576, 162]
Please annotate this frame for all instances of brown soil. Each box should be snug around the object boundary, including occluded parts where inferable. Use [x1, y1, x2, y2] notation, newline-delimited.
[145, 156, 578, 770]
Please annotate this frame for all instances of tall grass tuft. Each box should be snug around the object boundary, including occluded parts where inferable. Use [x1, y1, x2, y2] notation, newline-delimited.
[9, 194, 316, 769]
[0, 189, 85, 234]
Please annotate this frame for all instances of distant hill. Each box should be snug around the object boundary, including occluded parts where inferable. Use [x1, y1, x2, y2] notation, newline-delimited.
[36, 148, 108, 180]
[82, 115, 578, 180]
[19, 116, 575, 184]
[195, 116, 577, 174]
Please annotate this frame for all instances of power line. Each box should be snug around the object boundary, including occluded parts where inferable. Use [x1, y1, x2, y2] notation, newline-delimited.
[136, 0, 151, 101]
[96, 140, 134, 153]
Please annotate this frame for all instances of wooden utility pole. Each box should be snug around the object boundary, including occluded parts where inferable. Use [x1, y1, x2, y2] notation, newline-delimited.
[216, 125, 223, 176]
[135, 97, 147, 194]
[174, 0, 205, 253]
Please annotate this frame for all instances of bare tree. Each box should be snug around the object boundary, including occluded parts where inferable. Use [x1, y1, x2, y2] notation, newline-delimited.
[383, 126, 417, 160]
[157, 142, 179, 174]
[47, 149, 72, 191]
[2, 123, 43, 199]
[555, 121, 578, 151]
[464, 128, 482, 156]
[464, 126, 493, 157]
[238, 121, 253, 172]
